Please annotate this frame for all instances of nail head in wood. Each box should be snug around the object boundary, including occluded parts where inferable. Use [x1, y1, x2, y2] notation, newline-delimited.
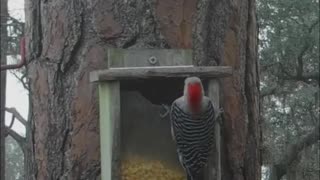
[148, 56, 158, 65]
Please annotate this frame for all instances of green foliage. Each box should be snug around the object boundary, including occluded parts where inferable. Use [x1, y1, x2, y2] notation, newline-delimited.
[5, 136, 24, 180]
[258, 0, 319, 82]
[4, 16, 25, 56]
[258, 0, 319, 179]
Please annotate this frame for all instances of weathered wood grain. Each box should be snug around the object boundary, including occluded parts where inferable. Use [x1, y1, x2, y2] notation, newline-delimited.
[90, 66, 232, 82]
[99, 82, 121, 180]
[206, 80, 221, 180]
[108, 48, 193, 67]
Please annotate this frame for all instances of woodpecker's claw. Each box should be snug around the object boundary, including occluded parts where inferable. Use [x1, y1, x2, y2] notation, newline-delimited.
[160, 104, 170, 119]
[215, 108, 224, 125]
[218, 108, 224, 114]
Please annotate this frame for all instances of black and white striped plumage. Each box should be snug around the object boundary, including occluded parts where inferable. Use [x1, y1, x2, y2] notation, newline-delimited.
[170, 77, 216, 180]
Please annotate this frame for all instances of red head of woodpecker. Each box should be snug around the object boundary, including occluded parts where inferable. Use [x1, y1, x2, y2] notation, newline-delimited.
[183, 77, 204, 113]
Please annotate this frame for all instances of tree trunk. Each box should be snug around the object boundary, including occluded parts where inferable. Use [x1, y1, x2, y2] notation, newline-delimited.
[25, 0, 260, 179]
[24, 95, 35, 180]
[193, 0, 261, 179]
[1, 0, 8, 179]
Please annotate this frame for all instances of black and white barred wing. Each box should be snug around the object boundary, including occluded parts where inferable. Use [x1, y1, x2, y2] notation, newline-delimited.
[170, 101, 216, 175]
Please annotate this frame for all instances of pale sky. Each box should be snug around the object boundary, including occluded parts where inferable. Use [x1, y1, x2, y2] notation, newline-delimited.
[5, 0, 27, 137]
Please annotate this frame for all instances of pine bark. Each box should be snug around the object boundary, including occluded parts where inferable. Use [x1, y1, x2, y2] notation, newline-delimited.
[25, 0, 260, 179]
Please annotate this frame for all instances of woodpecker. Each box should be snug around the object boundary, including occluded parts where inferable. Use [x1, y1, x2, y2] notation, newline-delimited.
[170, 77, 217, 180]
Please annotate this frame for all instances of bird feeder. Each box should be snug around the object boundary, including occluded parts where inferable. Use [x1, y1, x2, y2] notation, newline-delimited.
[90, 49, 232, 180]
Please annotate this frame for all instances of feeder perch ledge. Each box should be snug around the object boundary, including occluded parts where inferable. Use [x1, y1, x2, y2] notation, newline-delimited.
[90, 66, 232, 82]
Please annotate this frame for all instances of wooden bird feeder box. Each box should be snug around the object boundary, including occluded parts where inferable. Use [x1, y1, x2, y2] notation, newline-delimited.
[90, 49, 232, 180]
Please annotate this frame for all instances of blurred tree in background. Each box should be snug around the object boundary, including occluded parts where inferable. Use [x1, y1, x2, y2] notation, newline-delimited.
[258, 0, 319, 179]
[5, 136, 24, 180]
[1, 0, 27, 179]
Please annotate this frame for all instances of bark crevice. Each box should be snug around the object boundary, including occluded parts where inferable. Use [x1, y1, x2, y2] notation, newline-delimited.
[193, 0, 231, 66]
[244, 0, 260, 179]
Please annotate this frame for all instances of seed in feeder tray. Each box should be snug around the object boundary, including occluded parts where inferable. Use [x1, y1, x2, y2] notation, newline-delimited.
[121, 156, 186, 180]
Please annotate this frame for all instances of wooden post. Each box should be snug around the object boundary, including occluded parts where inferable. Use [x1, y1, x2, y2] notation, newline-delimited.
[206, 79, 221, 180]
[99, 81, 121, 180]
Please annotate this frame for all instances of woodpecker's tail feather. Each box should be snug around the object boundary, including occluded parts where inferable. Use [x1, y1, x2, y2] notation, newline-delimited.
[187, 174, 192, 180]
[187, 172, 204, 180]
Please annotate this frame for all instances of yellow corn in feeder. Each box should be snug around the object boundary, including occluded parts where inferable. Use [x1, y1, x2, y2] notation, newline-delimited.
[121, 156, 185, 180]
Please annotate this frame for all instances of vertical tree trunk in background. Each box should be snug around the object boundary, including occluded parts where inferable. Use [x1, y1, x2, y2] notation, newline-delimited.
[24, 103, 34, 180]
[0, 0, 8, 179]
[25, 0, 260, 179]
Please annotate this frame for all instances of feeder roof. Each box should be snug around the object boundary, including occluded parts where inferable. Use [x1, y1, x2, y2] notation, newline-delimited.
[90, 66, 232, 82]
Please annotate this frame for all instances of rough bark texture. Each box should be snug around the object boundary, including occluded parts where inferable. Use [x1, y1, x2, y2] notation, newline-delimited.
[193, 0, 261, 179]
[25, 83, 35, 180]
[0, 0, 8, 179]
[25, 0, 260, 179]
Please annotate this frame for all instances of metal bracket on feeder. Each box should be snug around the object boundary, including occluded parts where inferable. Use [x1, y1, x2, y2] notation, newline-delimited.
[148, 56, 158, 65]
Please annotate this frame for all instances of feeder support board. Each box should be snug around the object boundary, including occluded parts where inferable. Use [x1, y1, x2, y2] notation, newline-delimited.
[91, 49, 232, 180]
[99, 82, 121, 180]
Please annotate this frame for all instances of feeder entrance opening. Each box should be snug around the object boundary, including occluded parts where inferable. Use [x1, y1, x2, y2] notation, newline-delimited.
[120, 79, 189, 179]
[120, 78, 209, 105]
